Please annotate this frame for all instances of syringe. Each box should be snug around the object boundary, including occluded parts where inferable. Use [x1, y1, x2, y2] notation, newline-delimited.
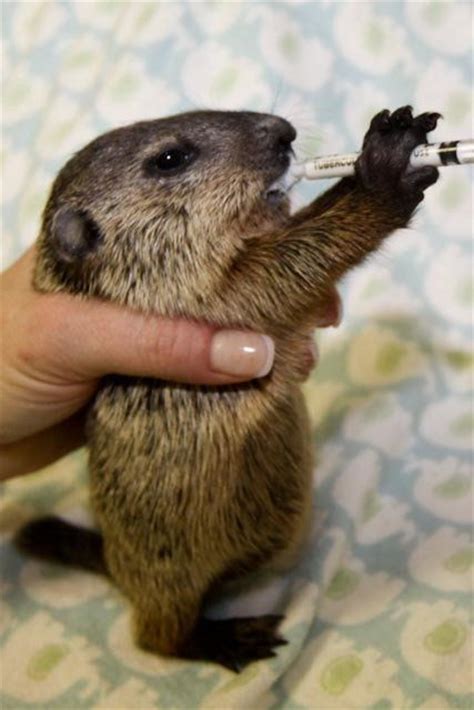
[291, 139, 474, 181]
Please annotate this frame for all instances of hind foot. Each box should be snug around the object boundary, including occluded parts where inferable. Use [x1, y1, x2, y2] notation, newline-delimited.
[185, 615, 287, 672]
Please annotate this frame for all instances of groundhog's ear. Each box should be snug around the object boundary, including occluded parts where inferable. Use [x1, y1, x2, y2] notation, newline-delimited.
[51, 206, 102, 263]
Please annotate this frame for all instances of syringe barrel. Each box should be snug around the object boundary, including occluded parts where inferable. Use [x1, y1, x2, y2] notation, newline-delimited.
[292, 140, 474, 180]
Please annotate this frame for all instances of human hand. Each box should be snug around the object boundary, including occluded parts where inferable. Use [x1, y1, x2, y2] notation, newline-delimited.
[0, 248, 341, 479]
[1, 248, 278, 479]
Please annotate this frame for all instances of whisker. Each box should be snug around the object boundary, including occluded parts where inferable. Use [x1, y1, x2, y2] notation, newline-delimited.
[269, 77, 284, 114]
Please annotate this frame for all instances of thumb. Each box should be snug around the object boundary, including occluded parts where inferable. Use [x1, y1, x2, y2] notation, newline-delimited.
[32, 294, 275, 386]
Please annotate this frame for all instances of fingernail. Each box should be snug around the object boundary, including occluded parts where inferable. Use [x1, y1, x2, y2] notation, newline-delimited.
[210, 331, 275, 378]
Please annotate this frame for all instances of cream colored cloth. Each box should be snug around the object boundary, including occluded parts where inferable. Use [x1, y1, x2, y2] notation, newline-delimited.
[1, 2, 472, 708]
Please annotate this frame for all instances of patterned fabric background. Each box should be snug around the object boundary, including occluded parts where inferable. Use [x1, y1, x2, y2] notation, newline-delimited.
[1, 1, 472, 708]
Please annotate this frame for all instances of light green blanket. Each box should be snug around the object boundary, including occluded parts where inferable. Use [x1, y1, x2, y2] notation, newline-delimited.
[1, 2, 472, 708]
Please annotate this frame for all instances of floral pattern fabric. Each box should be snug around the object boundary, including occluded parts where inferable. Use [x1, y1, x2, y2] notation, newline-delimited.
[1, 2, 472, 708]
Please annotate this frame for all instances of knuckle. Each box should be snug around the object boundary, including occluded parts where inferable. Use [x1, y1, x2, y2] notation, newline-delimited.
[140, 319, 209, 380]
[139, 319, 188, 375]
[156, 323, 183, 363]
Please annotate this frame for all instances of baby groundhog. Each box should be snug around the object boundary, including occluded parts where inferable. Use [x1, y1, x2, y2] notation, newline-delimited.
[16, 106, 440, 671]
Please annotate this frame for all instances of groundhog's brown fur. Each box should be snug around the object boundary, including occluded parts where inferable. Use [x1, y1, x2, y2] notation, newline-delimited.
[15, 106, 440, 670]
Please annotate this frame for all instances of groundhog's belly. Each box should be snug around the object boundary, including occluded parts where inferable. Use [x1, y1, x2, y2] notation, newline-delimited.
[86, 376, 314, 591]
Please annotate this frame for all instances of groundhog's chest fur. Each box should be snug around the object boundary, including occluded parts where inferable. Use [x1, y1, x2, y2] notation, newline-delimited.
[88, 376, 313, 597]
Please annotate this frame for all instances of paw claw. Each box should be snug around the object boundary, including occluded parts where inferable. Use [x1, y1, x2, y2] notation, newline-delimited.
[415, 111, 442, 133]
[391, 105, 414, 128]
[368, 108, 391, 134]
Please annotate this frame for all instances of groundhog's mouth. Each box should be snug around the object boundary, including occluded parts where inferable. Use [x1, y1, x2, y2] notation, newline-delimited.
[264, 169, 296, 206]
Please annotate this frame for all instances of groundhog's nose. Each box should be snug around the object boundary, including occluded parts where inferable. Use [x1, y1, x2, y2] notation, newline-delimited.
[257, 115, 297, 144]
[256, 115, 296, 166]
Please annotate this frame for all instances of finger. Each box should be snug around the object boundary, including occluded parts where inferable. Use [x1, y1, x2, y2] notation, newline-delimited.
[299, 340, 319, 381]
[31, 294, 275, 386]
[1, 244, 36, 290]
[314, 286, 343, 327]
[4, 247, 276, 386]
[0, 410, 87, 480]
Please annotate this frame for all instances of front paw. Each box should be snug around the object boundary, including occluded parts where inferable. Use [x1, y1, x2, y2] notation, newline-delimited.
[356, 106, 441, 208]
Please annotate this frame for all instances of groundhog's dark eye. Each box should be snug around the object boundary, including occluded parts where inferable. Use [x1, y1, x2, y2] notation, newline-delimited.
[143, 145, 198, 177]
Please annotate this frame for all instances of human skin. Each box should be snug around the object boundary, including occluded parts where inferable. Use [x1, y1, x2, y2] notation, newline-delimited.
[0, 247, 338, 479]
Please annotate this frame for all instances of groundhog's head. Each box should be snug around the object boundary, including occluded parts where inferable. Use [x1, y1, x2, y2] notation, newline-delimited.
[35, 110, 296, 315]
